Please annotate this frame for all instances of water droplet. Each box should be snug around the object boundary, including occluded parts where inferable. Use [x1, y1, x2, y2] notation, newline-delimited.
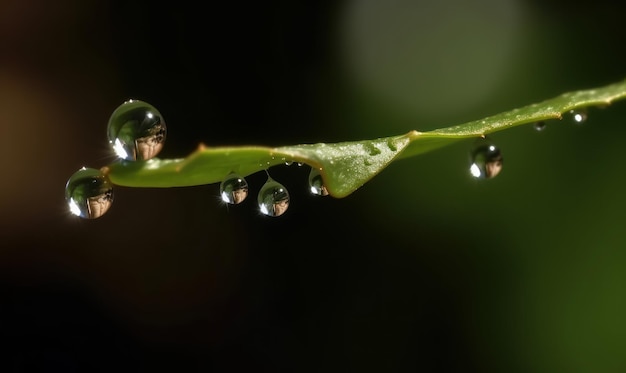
[569, 108, 588, 124]
[534, 121, 546, 131]
[285, 161, 294, 166]
[258, 177, 290, 217]
[297, 162, 304, 167]
[365, 143, 381, 156]
[65, 167, 114, 219]
[308, 168, 329, 196]
[219, 173, 248, 204]
[469, 138, 503, 179]
[107, 99, 166, 161]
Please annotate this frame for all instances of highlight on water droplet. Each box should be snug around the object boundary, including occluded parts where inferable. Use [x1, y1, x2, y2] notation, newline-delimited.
[107, 99, 167, 161]
[258, 177, 290, 217]
[65, 167, 114, 219]
[469, 137, 503, 179]
[568, 108, 588, 124]
[533, 121, 546, 131]
[220, 173, 249, 204]
[308, 168, 329, 196]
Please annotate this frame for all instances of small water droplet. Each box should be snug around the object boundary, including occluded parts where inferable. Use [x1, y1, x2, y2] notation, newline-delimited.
[308, 168, 329, 196]
[65, 167, 114, 219]
[107, 100, 166, 161]
[220, 173, 249, 204]
[258, 177, 290, 217]
[365, 143, 381, 156]
[469, 138, 503, 179]
[534, 121, 546, 131]
[297, 162, 304, 167]
[569, 108, 588, 124]
[285, 161, 294, 166]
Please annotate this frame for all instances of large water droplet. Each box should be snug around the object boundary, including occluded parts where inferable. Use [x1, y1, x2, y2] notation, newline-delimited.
[308, 168, 329, 196]
[568, 108, 588, 124]
[220, 173, 249, 204]
[469, 138, 503, 179]
[258, 178, 290, 217]
[65, 167, 114, 219]
[107, 99, 166, 161]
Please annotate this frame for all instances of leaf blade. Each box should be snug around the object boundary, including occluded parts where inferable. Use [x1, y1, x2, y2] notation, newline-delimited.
[105, 78, 626, 197]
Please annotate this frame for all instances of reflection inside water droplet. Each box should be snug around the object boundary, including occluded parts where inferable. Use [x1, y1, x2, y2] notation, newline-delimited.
[220, 173, 249, 204]
[258, 177, 290, 217]
[569, 108, 587, 124]
[65, 167, 114, 219]
[308, 168, 329, 196]
[469, 137, 503, 179]
[107, 99, 167, 161]
[534, 121, 546, 131]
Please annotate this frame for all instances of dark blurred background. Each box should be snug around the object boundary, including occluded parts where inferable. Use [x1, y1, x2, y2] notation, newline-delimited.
[1, 0, 626, 371]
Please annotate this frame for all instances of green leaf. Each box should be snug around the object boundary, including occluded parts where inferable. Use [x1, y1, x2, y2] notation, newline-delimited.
[105, 78, 626, 198]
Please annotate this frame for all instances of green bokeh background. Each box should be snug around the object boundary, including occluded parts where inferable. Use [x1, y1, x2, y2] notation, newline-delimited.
[1, 0, 625, 371]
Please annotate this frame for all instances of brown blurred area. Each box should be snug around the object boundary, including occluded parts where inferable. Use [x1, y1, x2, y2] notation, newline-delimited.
[1, 0, 626, 372]
[0, 0, 117, 225]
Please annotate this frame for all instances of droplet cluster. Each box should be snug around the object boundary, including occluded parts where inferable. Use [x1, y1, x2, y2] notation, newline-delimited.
[65, 99, 166, 219]
[217, 169, 331, 217]
[67, 95, 597, 218]
[65, 100, 331, 219]
[469, 108, 592, 180]
[531, 108, 589, 133]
